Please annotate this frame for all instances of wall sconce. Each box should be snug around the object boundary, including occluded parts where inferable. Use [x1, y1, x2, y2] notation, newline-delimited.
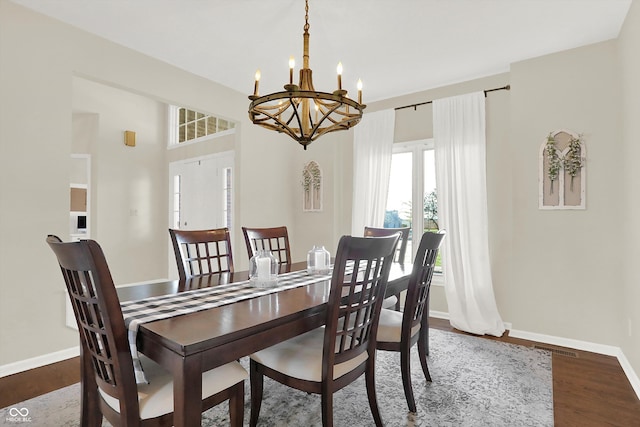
[124, 130, 136, 147]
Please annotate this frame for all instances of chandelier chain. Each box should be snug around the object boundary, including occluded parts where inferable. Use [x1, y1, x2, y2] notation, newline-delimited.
[304, 0, 309, 33]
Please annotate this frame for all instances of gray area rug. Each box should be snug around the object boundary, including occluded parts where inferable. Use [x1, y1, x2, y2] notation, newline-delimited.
[1, 329, 553, 426]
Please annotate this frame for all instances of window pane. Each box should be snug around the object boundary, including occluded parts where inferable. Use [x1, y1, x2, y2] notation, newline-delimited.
[186, 109, 196, 122]
[222, 167, 232, 228]
[423, 149, 442, 272]
[196, 119, 206, 138]
[386, 152, 413, 262]
[186, 122, 195, 140]
[207, 116, 217, 134]
[423, 150, 438, 231]
[179, 108, 186, 124]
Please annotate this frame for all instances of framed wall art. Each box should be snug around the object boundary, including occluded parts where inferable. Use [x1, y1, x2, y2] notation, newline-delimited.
[539, 129, 586, 210]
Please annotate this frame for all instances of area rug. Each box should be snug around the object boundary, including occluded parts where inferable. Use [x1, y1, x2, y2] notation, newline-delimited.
[1, 329, 553, 426]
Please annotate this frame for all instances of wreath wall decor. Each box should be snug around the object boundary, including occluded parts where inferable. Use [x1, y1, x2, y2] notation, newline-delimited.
[302, 161, 322, 211]
[539, 130, 586, 209]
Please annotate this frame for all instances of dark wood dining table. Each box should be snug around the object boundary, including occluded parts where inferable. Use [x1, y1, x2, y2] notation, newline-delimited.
[112, 261, 411, 427]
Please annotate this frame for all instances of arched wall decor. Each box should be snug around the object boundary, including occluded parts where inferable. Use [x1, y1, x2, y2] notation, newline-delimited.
[539, 129, 586, 209]
[302, 160, 322, 211]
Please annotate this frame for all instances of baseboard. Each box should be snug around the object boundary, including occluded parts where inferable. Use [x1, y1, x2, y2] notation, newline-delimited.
[0, 346, 80, 379]
[615, 348, 640, 400]
[508, 328, 640, 400]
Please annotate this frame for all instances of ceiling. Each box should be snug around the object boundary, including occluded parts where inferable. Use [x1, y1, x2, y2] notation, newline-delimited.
[12, 0, 632, 103]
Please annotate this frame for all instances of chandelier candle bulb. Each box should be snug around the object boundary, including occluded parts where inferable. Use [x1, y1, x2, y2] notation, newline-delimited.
[289, 57, 295, 84]
[254, 70, 261, 96]
[337, 62, 343, 90]
[357, 79, 363, 104]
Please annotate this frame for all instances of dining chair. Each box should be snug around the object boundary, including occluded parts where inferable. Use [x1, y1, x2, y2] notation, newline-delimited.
[364, 226, 410, 311]
[364, 226, 410, 264]
[376, 230, 445, 413]
[46, 235, 247, 427]
[249, 233, 400, 427]
[242, 225, 292, 266]
[169, 227, 234, 280]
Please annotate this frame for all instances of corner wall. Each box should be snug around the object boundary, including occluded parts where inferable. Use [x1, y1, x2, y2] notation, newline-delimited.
[619, 0, 640, 381]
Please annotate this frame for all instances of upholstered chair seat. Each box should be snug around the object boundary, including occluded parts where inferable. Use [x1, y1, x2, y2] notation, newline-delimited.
[251, 328, 369, 382]
[376, 308, 421, 343]
[99, 355, 247, 420]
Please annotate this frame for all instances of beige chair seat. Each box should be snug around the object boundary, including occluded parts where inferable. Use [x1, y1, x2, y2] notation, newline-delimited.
[376, 308, 421, 343]
[251, 327, 368, 382]
[381, 295, 398, 309]
[100, 355, 247, 420]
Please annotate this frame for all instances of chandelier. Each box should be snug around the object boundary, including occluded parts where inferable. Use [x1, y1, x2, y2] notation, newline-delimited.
[248, 0, 366, 150]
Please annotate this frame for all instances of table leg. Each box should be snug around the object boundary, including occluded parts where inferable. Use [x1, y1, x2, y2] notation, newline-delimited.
[173, 353, 204, 427]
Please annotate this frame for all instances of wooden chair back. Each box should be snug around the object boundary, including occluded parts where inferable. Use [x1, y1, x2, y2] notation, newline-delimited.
[364, 226, 410, 264]
[402, 231, 445, 342]
[324, 234, 400, 378]
[48, 235, 246, 426]
[242, 226, 292, 266]
[46, 235, 142, 423]
[169, 228, 234, 280]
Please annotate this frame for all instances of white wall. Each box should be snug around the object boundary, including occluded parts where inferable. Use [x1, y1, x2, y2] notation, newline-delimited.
[0, 0, 292, 365]
[73, 78, 168, 284]
[349, 41, 627, 358]
[508, 40, 623, 345]
[291, 130, 354, 263]
[619, 0, 640, 375]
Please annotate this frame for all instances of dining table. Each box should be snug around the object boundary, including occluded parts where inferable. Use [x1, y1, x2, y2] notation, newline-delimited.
[90, 261, 412, 427]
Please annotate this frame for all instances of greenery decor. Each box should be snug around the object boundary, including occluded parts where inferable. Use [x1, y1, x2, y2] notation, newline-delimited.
[564, 135, 584, 190]
[302, 161, 321, 193]
[302, 160, 322, 211]
[545, 133, 583, 193]
[545, 133, 562, 193]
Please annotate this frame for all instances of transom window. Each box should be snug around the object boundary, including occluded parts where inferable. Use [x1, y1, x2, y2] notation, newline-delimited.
[168, 106, 235, 146]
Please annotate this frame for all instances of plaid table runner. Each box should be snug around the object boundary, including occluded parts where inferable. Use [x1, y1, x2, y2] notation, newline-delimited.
[122, 267, 343, 383]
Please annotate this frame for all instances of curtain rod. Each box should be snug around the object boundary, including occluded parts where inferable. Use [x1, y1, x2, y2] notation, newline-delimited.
[394, 84, 511, 111]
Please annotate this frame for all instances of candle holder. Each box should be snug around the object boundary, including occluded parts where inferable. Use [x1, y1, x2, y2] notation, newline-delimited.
[307, 245, 331, 275]
[249, 249, 279, 287]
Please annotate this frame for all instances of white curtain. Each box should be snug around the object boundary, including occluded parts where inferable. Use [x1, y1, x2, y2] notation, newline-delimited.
[433, 92, 505, 337]
[351, 109, 395, 236]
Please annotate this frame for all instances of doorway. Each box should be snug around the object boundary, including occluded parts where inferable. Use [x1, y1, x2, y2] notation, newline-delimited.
[168, 152, 234, 278]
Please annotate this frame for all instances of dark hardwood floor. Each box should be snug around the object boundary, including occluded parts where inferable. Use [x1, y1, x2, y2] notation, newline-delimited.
[1, 318, 639, 426]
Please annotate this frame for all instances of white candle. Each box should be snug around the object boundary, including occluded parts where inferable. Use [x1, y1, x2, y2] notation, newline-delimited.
[254, 70, 261, 96]
[256, 257, 270, 279]
[289, 56, 295, 84]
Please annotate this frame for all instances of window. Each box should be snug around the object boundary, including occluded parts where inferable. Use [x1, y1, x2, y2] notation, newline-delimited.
[172, 174, 181, 229]
[168, 106, 235, 146]
[385, 139, 441, 271]
[222, 166, 232, 229]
